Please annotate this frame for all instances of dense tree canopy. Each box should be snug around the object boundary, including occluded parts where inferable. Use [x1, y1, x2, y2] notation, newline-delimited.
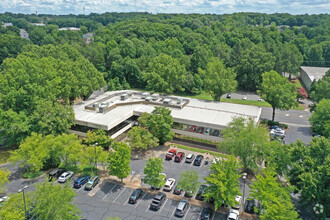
[309, 99, 330, 137]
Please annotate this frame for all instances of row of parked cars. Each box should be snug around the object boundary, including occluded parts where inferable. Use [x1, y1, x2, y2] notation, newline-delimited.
[47, 168, 100, 190]
[166, 149, 208, 166]
[188, 126, 221, 137]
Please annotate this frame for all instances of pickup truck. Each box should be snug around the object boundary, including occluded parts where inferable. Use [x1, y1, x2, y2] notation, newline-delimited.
[150, 192, 166, 210]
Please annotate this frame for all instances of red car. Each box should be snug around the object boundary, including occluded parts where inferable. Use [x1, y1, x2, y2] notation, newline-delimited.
[174, 152, 185, 162]
[196, 127, 204, 134]
[189, 126, 196, 132]
[166, 149, 177, 160]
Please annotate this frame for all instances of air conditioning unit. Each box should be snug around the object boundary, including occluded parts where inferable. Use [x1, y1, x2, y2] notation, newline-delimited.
[177, 98, 183, 104]
[151, 93, 159, 101]
[141, 92, 150, 99]
[163, 98, 172, 105]
[145, 96, 152, 102]
[121, 93, 128, 100]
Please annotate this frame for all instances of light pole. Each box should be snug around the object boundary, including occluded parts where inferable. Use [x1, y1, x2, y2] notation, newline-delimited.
[242, 173, 247, 209]
[93, 142, 98, 175]
[18, 185, 28, 219]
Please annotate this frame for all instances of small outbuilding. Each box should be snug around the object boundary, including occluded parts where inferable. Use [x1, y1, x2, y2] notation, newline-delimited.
[300, 66, 329, 90]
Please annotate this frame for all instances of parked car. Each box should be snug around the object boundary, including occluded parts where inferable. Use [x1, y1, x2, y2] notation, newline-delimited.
[185, 153, 195, 163]
[233, 195, 242, 209]
[270, 125, 279, 130]
[189, 126, 197, 132]
[163, 178, 176, 191]
[74, 175, 90, 188]
[173, 185, 182, 195]
[203, 128, 211, 135]
[48, 168, 66, 182]
[174, 152, 185, 162]
[58, 171, 74, 183]
[150, 192, 166, 210]
[212, 129, 220, 136]
[85, 176, 99, 190]
[227, 209, 239, 220]
[201, 207, 213, 220]
[166, 149, 177, 160]
[194, 155, 204, 166]
[196, 127, 204, 134]
[0, 196, 9, 207]
[129, 189, 143, 204]
[175, 199, 189, 217]
[151, 173, 166, 190]
[212, 157, 221, 164]
[242, 95, 247, 100]
[196, 184, 207, 201]
[226, 93, 231, 99]
[258, 97, 263, 101]
[244, 199, 256, 214]
[184, 190, 193, 198]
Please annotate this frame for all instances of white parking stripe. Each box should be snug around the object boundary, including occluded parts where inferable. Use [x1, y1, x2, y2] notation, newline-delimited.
[199, 161, 204, 169]
[113, 187, 126, 203]
[170, 205, 176, 219]
[189, 162, 193, 167]
[135, 193, 147, 209]
[180, 160, 184, 166]
[158, 198, 168, 213]
[198, 208, 203, 219]
[211, 209, 216, 220]
[76, 185, 85, 193]
[102, 184, 117, 200]
[145, 204, 150, 212]
[182, 205, 191, 220]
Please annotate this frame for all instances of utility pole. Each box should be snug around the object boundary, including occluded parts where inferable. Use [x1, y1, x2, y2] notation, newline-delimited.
[18, 185, 29, 219]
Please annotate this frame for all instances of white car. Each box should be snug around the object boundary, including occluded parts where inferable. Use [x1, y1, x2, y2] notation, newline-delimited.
[58, 171, 74, 183]
[270, 128, 285, 138]
[233, 195, 242, 209]
[242, 95, 247, 100]
[203, 128, 211, 135]
[212, 157, 221, 164]
[163, 178, 176, 191]
[151, 173, 166, 190]
[227, 209, 239, 220]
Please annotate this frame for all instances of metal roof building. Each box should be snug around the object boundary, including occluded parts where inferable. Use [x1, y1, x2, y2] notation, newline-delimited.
[300, 66, 329, 90]
[72, 90, 262, 141]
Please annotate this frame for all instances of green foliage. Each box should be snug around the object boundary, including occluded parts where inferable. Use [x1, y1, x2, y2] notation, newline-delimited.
[219, 117, 270, 172]
[204, 156, 242, 210]
[288, 138, 329, 218]
[259, 70, 297, 121]
[127, 127, 159, 151]
[0, 191, 34, 220]
[309, 99, 330, 137]
[143, 157, 164, 188]
[33, 181, 81, 220]
[177, 170, 200, 196]
[310, 71, 330, 104]
[200, 57, 237, 101]
[107, 142, 131, 181]
[138, 112, 150, 127]
[146, 106, 174, 145]
[81, 145, 108, 174]
[250, 168, 299, 220]
[0, 34, 29, 64]
[84, 129, 113, 149]
[0, 168, 10, 194]
[276, 43, 303, 80]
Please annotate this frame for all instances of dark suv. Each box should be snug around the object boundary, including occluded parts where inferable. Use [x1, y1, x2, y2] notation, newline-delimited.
[150, 192, 166, 210]
[73, 175, 90, 188]
[195, 184, 207, 200]
[245, 199, 256, 214]
[194, 155, 204, 166]
[174, 152, 185, 162]
[48, 168, 66, 182]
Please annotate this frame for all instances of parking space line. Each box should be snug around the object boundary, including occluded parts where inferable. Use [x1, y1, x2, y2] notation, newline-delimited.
[211, 209, 216, 220]
[75, 184, 87, 193]
[145, 204, 150, 212]
[199, 162, 204, 169]
[198, 208, 203, 219]
[135, 193, 147, 209]
[102, 184, 117, 200]
[180, 160, 184, 166]
[182, 205, 191, 220]
[189, 162, 193, 167]
[170, 205, 176, 219]
[158, 198, 168, 213]
[113, 187, 126, 203]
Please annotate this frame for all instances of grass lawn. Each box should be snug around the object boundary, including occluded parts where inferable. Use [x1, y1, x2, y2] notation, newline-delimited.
[22, 171, 44, 179]
[174, 144, 229, 159]
[0, 150, 11, 164]
[63, 165, 100, 176]
[174, 134, 220, 145]
[291, 78, 304, 88]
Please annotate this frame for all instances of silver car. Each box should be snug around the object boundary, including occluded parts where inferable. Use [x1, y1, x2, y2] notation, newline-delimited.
[175, 199, 189, 217]
[58, 171, 74, 183]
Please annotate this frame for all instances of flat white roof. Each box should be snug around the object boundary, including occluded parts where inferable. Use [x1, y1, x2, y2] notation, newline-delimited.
[301, 66, 329, 81]
[73, 90, 262, 131]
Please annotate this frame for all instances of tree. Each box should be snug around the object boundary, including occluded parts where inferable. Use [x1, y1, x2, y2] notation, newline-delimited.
[276, 44, 303, 80]
[32, 181, 81, 220]
[142, 53, 186, 94]
[84, 129, 113, 149]
[310, 71, 330, 104]
[250, 168, 299, 220]
[200, 57, 237, 101]
[127, 127, 159, 151]
[204, 156, 242, 210]
[288, 138, 329, 218]
[143, 157, 164, 188]
[309, 99, 330, 137]
[219, 117, 269, 172]
[138, 112, 150, 127]
[81, 145, 108, 174]
[0, 191, 34, 220]
[0, 168, 10, 194]
[177, 170, 200, 197]
[107, 142, 131, 182]
[259, 70, 297, 121]
[146, 107, 174, 145]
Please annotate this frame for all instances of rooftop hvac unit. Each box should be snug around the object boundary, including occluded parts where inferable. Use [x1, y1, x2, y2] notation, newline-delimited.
[145, 96, 152, 102]
[99, 102, 109, 113]
[121, 93, 128, 100]
[163, 98, 172, 105]
[177, 98, 183, 104]
[151, 93, 159, 101]
[141, 92, 150, 99]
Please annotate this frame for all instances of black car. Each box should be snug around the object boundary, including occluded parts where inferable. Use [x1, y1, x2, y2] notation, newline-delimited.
[245, 199, 256, 214]
[73, 175, 90, 188]
[212, 129, 220, 136]
[48, 168, 66, 182]
[226, 93, 231, 99]
[195, 184, 207, 200]
[201, 207, 213, 220]
[129, 189, 143, 204]
[194, 155, 204, 166]
[150, 192, 166, 210]
[173, 185, 182, 195]
[184, 190, 193, 198]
